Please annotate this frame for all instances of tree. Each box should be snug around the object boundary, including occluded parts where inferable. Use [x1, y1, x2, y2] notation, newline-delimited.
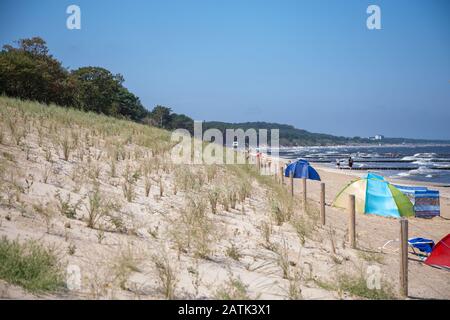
[0, 37, 77, 106]
[168, 113, 194, 133]
[71, 67, 148, 120]
[150, 105, 172, 128]
[16, 37, 49, 56]
[71, 67, 124, 115]
[116, 87, 148, 121]
[0, 37, 194, 128]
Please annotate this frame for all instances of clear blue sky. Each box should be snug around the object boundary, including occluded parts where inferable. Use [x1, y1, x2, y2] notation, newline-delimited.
[1, 0, 449, 139]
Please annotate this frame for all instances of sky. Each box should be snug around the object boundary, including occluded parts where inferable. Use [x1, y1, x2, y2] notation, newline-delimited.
[0, 0, 449, 139]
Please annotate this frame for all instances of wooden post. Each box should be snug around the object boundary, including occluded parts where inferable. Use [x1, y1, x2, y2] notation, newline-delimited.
[289, 171, 294, 197]
[348, 195, 356, 249]
[400, 218, 408, 297]
[320, 183, 325, 225]
[302, 178, 307, 211]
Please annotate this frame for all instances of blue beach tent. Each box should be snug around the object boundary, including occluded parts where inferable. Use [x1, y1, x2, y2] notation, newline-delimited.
[284, 159, 321, 181]
[333, 173, 414, 218]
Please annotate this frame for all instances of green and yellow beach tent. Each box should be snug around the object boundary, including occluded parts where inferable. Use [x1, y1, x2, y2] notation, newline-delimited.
[333, 173, 414, 218]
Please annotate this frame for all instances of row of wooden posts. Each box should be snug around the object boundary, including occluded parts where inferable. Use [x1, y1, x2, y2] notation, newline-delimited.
[256, 157, 409, 297]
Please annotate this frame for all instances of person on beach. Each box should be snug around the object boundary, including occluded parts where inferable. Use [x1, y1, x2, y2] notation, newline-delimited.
[336, 159, 340, 169]
[348, 157, 354, 170]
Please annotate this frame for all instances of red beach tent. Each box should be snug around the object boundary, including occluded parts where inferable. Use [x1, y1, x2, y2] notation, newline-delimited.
[425, 234, 450, 270]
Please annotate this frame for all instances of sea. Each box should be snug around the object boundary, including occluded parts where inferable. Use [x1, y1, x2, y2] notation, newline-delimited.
[274, 145, 450, 185]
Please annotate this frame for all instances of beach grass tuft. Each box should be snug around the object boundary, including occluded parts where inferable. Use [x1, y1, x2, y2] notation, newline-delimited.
[0, 236, 65, 293]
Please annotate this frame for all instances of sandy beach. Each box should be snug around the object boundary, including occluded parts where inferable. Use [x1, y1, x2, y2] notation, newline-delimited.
[1, 0, 450, 308]
[312, 164, 450, 220]
[282, 162, 450, 299]
[0, 99, 449, 300]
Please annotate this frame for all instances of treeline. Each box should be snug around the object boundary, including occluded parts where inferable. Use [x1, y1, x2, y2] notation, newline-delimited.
[3, 38, 443, 146]
[0, 37, 193, 131]
[203, 121, 371, 146]
[203, 121, 450, 146]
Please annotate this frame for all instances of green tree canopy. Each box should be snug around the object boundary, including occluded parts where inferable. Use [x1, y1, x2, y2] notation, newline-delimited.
[71, 66, 123, 115]
[0, 36, 198, 130]
[151, 105, 172, 128]
[168, 113, 194, 133]
[115, 87, 148, 121]
[0, 37, 78, 106]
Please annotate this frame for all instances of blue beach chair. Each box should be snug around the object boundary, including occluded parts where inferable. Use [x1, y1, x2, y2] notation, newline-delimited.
[408, 237, 435, 256]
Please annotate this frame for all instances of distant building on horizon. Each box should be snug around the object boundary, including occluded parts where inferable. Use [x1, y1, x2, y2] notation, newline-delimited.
[369, 134, 384, 141]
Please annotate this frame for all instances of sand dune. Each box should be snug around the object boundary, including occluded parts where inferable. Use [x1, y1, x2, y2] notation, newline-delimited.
[0, 97, 448, 300]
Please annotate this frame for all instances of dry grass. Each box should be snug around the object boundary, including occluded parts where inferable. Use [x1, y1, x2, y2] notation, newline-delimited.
[153, 249, 178, 299]
[225, 242, 242, 261]
[85, 187, 120, 229]
[214, 274, 252, 300]
[336, 271, 396, 299]
[32, 201, 56, 233]
[122, 164, 137, 202]
[357, 250, 385, 264]
[314, 268, 396, 300]
[0, 96, 409, 300]
[170, 196, 217, 259]
[112, 243, 143, 290]
[54, 191, 82, 219]
[207, 187, 221, 214]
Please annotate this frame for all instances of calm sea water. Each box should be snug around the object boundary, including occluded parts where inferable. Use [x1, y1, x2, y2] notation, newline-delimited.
[276, 145, 450, 185]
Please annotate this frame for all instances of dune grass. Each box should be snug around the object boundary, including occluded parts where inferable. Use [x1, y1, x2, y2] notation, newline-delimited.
[214, 275, 251, 300]
[315, 271, 396, 300]
[336, 273, 396, 300]
[0, 236, 65, 293]
[0, 95, 172, 152]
